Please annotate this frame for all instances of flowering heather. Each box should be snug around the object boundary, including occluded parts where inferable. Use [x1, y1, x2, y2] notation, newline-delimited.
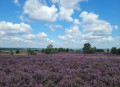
[0, 52, 120, 87]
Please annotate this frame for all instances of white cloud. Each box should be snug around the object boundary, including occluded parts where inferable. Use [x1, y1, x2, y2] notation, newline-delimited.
[22, 32, 56, 44]
[13, 0, 20, 6]
[59, 7, 74, 21]
[0, 21, 32, 36]
[80, 11, 113, 36]
[59, 19, 81, 42]
[114, 25, 118, 29]
[21, 0, 85, 22]
[52, 0, 85, 21]
[58, 11, 119, 48]
[22, 0, 58, 22]
[46, 24, 62, 31]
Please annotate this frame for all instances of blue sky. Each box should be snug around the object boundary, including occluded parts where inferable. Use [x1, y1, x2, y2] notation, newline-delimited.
[0, 0, 120, 48]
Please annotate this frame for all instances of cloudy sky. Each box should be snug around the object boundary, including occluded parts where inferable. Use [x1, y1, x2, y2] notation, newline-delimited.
[0, 0, 120, 48]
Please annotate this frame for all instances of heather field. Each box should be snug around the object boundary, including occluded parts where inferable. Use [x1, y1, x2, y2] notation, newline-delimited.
[0, 52, 120, 87]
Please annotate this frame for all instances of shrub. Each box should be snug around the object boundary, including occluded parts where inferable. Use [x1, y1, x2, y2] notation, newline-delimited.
[107, 49, 109, 52]
[97, 49, 104, 52]
[10, 50, 14, 55]
[27, 49, 36, 55]
[16, 50, 20, 54]
[111, 47, 117, 54]
[83, 43, 92, 54]
[65, 48, 69, 52]
[116, 48, 120, 55]
[92, 47, 97, 53]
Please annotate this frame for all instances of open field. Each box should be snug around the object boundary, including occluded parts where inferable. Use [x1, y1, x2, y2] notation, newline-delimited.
[0, 52, 120, 87]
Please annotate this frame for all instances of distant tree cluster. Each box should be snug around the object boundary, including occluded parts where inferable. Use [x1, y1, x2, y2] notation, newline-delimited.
[16, 50, 20, 54]
[83, 43, 97, 54]
[42, 44, 70, 54]
[27, 49, 36, 55]
[83, 43, 104, 54]
[111, 47, 120, 55]
[10, 50, 14, 55]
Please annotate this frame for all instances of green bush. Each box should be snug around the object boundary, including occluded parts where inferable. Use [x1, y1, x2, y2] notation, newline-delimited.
[27, 49, 36, 55]
[83, 43, 93, 54]
[97, 49, 104, 52]
[116, 48, 120, 55]
[41, 48, 70, 54]
[92, 47, 97, 53]
[10, 50, 14, 55]
[16, 50, 20, 54]
[111, 47, 117, 54]
[107, 49, 109, 52]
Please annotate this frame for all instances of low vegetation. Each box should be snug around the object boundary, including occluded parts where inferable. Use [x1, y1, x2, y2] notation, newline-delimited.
[27, 49, 36, 55]
[10, 50, 14, 55]
[41, 48, 70, 54]
[111, 47, 120, 55]
[16, 50, 20, 54]
[0, 52, 120, 87]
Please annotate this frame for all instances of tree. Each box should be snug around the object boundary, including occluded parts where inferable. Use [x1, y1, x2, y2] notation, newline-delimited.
[107, 49, 109, 52]
[116, 48, 120, 55]
[111, 47, 117, 54]
[16, 50, 20, 54]
[83, 43, 92, 54]
[92, 47, 97, 53]
[27, 49, 36, 55]
[10, 50, 14, 55]
[47, 44, 53, 49]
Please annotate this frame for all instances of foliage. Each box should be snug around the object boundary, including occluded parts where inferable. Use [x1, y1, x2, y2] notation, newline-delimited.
[111, 47, 117, 54]
[107, 49, 109, 52]
[16, 50, 20, 54]
[116, 48, 120, 55]
[92, 47, 97, 53]
[97, 49, 104, 52]
[42, 48, 70, 54]
[27, 49, 36, 55]
[83, 43, 92, 54]
[10, 50, 14, 55]
[83, 43, 97, 54]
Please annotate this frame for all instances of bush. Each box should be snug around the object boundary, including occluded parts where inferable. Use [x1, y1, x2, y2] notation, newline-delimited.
[16, 50, 20, 54]
[83, 43, 93, 54]
[116, 48, 120, 55]
[97, 49, 104, 52]
[107, 49, 109, 52]
[65, 48, 69, 52]
[27, 49, 36, 55]
[92, 47, 97, 53]
[41, 48, 70, 54]
[111, 47, 117, 54]
[10, 50, 14, 55]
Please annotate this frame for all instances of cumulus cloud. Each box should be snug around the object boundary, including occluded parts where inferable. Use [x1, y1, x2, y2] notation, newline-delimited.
[80, 11, 113, 36]
[21, 0, 85, 22]
[0, 21, 32, 36]
[59, 19, 81, 42]
[22, 32, 56, 44]
[0, 21, 56, 47]
[46, 24, 62, 31]
[22, 0, 58, 22]
[58, 11, 119, 48]
[52, 0, 85, 21]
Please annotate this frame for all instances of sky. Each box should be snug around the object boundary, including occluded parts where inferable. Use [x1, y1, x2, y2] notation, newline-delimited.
[0, 0, 120, 48]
